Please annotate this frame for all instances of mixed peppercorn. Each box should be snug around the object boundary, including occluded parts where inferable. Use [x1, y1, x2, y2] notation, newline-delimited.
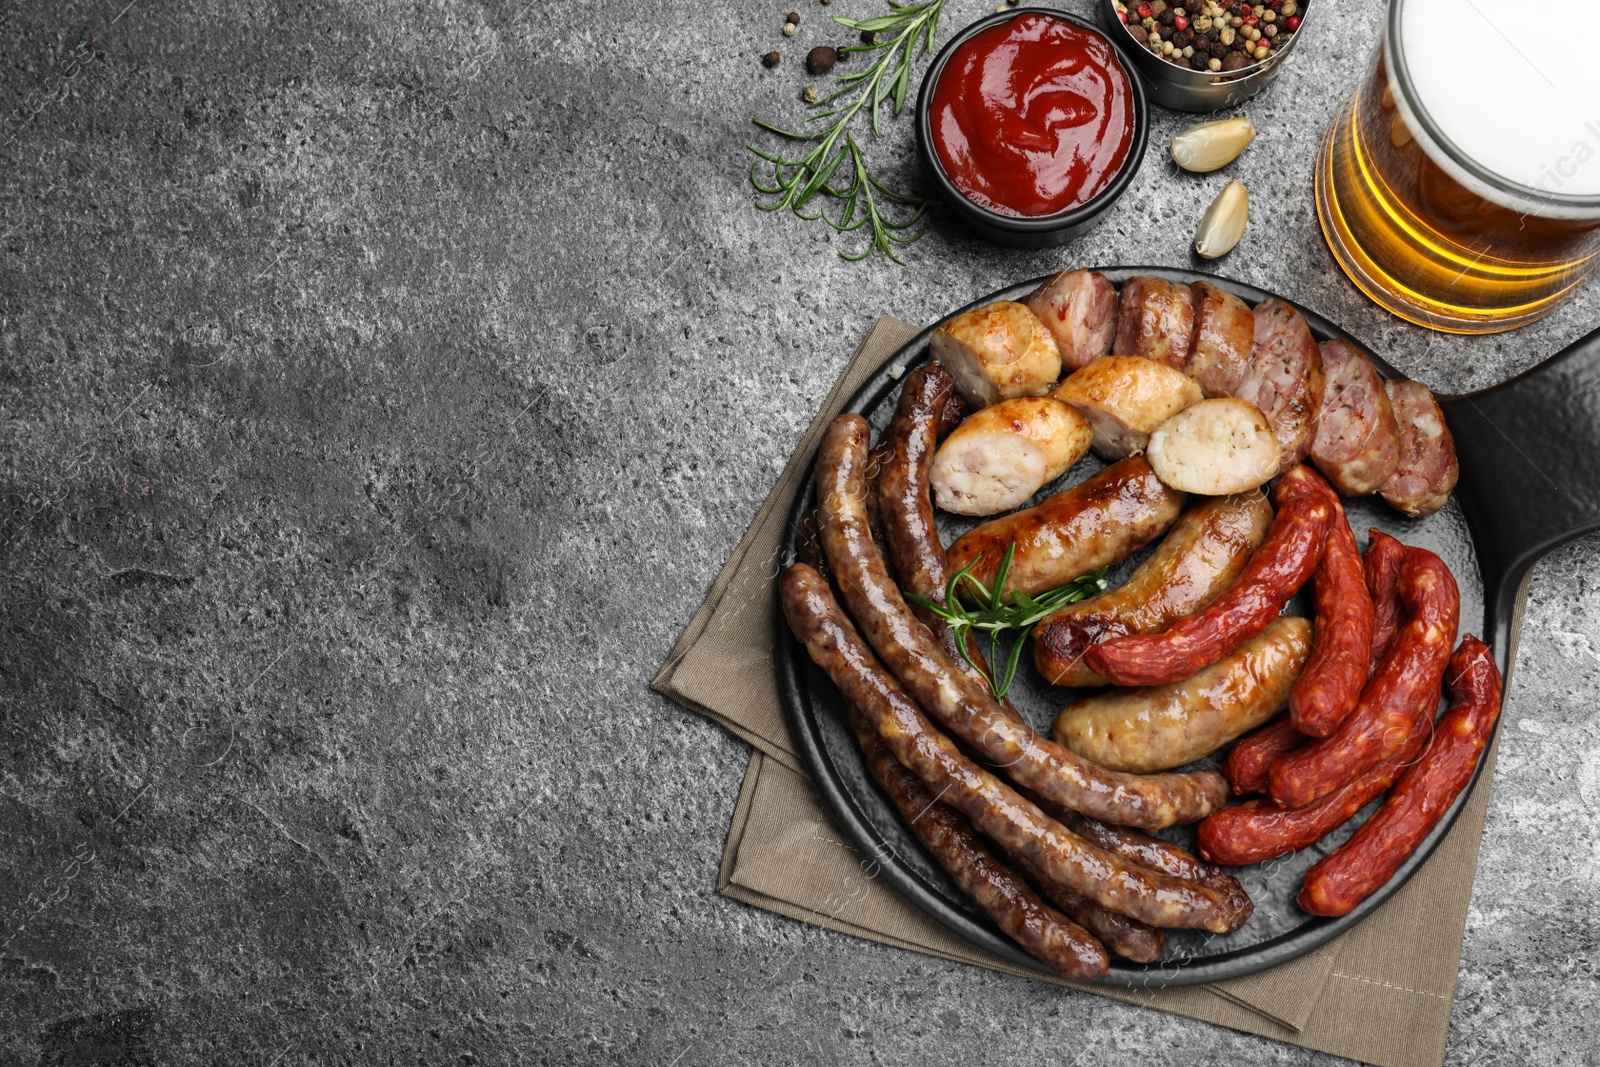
[1113, 0, 1303, 73]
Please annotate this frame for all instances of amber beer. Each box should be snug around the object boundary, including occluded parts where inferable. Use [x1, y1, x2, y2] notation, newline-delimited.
[1315, 0, 1600, 333]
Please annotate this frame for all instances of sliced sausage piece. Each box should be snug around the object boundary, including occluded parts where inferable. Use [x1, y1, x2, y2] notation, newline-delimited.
[1051, 356, 1203, 460]
[1379, 380, 1459, 517]
[931, 398, 1092, 515]
[1033, 491, 1273, 688]
[1055, 616, 1313, 773]
[946, 456, 1187, 600]
[1085, 465, 1335, 688]
[781, 562, 1243, 928]
[1309, 340, 1401, 496]
[1024, 270, 1119, 371]
[1112, 276, 1194, 369]
[1146, 397, 1281, 495]
[931, 301, 1063, 409]
[1185, 280, 1256, 398]
[1235, 299, 1326, 473]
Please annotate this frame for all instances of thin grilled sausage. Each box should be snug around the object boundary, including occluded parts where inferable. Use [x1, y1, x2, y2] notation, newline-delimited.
[1221, 715, 1308, 796]
[1085, 465, 1334, 688]
[1365, 529, 1407, 670]
[1184, 280, 1256, 398]
[1309, 340, 1401, 496]
[816, 415, 1232, 832]
[1236, 300, 1326, 473]
[1054, 810, 1252, 916]
[1379, 380, 1459, 518]
[1033, 491, 1272, 687]
[844, 703, 1111, 978]
[1113, 276, 1195, 369]
[1298, 636, 1502, 916]
[780, 563, 1247, 931]
[1288, 489, 1374, 737]
[1269, 547, 1459, 809]
[1008, 851, 1164, 963]
[945, 456, 1187, 600]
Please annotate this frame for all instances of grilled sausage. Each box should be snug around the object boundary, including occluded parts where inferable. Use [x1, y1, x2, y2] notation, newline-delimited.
[844, 702, 1111, 978]
[1298, 635, 1502, 916]
[817, 416, 1232, 832]
[1146, 397, 1281, 495]
[1309, 340, 1401, 496]
[1033, 491, 1272, 688]
[1235, 299, 1325, 473]
[1007, 851, 1164, 963]
[1222, 716, 1307, 796]
[1365, 528, 1407, 670]
[931, 398, 1092, 515]
[1288, 489, 1374, 737]
[1024, 270, 1119, 372]
[1085, 465, 1334, 688]
[946, 456, 1187, 601]
[1056, 616, 1312, 772]
[1112, 276, 1194, 369]
[1269, 546, 1459, 809]
[1185, 280, 1256, 398]
[1379, 380, 1459, 517]
[932, 302, 1064, 408]
[780, 562, 1246, 930]
[1055, 810, 1251, 915]
[1050, 356, 1202, 460]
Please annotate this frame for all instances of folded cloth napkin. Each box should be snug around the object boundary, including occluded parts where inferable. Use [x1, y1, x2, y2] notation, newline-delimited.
[653, 318, 1515, 1067]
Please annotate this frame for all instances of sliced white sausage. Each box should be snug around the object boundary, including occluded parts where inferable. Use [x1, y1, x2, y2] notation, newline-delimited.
[1024, 270, 1119, 372]
[1146, 398, 1281, 496]
[1379, 380, 1459, 517]
[931, 302, 1063, 409]
[930, 398, 1092, 516]
[1050, 356, 1203, 460]
[1112, 277, 1194, 370]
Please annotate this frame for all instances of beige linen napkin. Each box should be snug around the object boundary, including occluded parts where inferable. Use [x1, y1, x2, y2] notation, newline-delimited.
[653, 318, 1514, 1067]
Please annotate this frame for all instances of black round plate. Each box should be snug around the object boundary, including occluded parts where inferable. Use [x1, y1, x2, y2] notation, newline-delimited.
[778, 267, 1488, 987]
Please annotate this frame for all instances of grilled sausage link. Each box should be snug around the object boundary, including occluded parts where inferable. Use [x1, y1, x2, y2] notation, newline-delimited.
[817, 415, 1232, 832]
[1364, 528, 1407, 670]
[1085, 465, 1334, 688]
[1033, 491, 1272, 687]
[1298, 636, 1502, 916]
[844, 702, 1111, 978]
[781, 562, 1247, 931]
[946, 456, 1187, 600]
[1055, 616, 1312, 773]
[1008, 850, 1164, 963]
[1221, 715, 1307, 796]
[1056, 810, 1252, 915]
[1269, 546, 1459, 809]
[1288, 489, 1374, 737]
[1309, 339, 1401, 496]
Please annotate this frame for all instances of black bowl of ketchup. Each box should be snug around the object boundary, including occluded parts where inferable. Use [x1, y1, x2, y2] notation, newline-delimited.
[916, 8, 1148, 248]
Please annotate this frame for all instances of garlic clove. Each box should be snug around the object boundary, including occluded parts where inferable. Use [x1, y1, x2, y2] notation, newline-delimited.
[1169, 117, 1256, 173]
[1194, 179, 1249, 260]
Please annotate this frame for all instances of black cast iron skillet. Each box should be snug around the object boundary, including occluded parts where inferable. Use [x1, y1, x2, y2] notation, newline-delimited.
[777, 267, 1600, 987]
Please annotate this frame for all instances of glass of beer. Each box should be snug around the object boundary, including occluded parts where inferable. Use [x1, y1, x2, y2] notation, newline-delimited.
[1315, 0, 1600, 333]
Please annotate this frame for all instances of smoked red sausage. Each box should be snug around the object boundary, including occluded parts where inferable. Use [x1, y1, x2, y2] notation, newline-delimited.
[1085, 465, 1334, 688]
[1221, 715, 1307, 796]
[1288, 489, 1374, 737]
[1269, 547, 1459, 809]
[1364, 529, 1407, 671]
[1298, 636, 1502, 916]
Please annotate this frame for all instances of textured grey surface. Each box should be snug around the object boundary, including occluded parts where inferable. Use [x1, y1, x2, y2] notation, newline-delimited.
[1, 0, 1596, 1063]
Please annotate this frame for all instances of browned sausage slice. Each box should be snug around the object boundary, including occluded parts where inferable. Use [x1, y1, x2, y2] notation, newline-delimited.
[1309, 339, 1401, 496]
[1235, 299, 1325, 473]
[1185, 280, 1256, 398]
[1112, 276, 1194, 369]
[1379, 380, 1459, 517]
[1025, 270, 1120, 372]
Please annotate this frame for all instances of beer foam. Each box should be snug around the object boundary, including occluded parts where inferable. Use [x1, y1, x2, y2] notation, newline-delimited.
[1400, 0, 1600, 200]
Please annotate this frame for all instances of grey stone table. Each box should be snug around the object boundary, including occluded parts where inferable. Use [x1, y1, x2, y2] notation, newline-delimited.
[2, 0, 1596, 1063]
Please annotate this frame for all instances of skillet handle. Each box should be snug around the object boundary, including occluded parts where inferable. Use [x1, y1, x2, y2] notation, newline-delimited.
[1440, 326, 1600, 662]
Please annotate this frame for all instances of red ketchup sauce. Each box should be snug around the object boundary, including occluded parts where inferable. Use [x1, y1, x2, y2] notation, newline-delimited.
[929, 14, 1137, 218]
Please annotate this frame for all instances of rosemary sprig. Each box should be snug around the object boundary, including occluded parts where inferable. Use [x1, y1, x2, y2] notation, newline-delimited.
[747, 0, 946, 263]
[906, 544, 1111, 701]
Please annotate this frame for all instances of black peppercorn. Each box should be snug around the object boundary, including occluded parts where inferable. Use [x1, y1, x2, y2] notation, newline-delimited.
[786, 10, 800, 24]
[806, 45, 838, 74]
[762, 50, 781, 68]
[1172, 28, 1192, 46]
[1159, 24, 1174, 39]
[1190, 53, 1210, 70]
[1210, 40, 1229, 57]
[1157, 8, 1176, 25]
